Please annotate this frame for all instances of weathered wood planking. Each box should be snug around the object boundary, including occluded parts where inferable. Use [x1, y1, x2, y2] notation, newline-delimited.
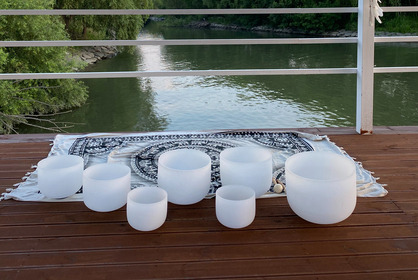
[0, 126, 417, 279]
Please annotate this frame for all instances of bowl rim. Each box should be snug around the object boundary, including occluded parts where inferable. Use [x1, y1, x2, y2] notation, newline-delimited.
[38, 154, 83, 169]
[83, 163, 131, 181]
[220, 146, 272, 164]
[128, 186, 167, 204]
[285, 151, 356, 182]
[157, 148, 211, 172]
[216, 184, 255, 201]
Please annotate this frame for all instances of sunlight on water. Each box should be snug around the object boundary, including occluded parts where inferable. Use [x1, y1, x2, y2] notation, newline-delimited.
[133, 23, 356, 131]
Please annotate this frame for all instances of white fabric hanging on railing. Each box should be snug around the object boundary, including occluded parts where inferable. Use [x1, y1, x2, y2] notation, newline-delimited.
[371, 0, 384, 25]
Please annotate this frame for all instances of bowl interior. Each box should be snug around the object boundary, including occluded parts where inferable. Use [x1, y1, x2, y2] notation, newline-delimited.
[159, 149, 210, 171]
[85, 163, 130, 181]
[129, 187, 166, 204]
[286, 152, 355, 181]
[39, 155, 83, 170]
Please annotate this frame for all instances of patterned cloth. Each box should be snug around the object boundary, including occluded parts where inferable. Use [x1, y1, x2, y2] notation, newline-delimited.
[1, 130, 387, 202]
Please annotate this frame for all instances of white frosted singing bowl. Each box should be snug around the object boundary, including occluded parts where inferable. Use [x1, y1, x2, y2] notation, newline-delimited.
[285, 151, 357, 224]
[83, 163, 131, 212]
[157, 149, 211, 205]
[220, 147, 272, 198]
[37, 155, 84, 199]
[127, 187, 167, 231]
[216, 185, 256, 229]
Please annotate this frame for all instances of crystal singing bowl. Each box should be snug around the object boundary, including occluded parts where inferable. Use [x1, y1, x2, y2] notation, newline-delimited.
[216, 185, 256, 229]
[285, 151, 357, 224]
[127, 187, 168, 231]
[83, 163, 131, 212]
[220, 147, 272, 198]
[37, 155, 84, 199]
[157, 149, 211, 205]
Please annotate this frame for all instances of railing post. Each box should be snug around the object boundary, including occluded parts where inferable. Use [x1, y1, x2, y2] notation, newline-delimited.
[356, 0, 375, 134]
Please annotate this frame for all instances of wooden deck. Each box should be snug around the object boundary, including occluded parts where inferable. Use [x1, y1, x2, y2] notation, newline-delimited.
[0, 126, 417, 279]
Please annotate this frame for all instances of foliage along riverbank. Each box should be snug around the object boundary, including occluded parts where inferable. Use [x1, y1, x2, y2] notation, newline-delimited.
[178, 19, 417, 38]
[0, 0, 152, 134]
[155, 0, 417, 35]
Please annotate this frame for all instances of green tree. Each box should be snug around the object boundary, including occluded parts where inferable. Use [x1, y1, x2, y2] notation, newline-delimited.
[1, 0, 153, 133]
[0, 0, 88, 134]
[157, 0, 416, 33]
[267, 0, 354, 32]
[54, 0, 153, 40]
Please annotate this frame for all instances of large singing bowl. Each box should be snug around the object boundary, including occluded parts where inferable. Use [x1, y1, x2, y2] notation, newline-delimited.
[285, 151, 357, 224]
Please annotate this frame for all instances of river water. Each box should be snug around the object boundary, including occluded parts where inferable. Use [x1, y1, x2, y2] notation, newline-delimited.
[21, 21, 418, 133]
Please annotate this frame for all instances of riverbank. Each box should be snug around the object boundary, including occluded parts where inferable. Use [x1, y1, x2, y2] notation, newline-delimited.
[80, 46, 118, 64]
[183, 20, 417, 37]
[69, 45, 119, 68]
[78, 45, 118, 65]
[73, 19, 416, 67]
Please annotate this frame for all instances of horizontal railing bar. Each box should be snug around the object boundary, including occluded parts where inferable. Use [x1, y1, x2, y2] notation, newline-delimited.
[374, 36, 418, 43]
[1, 7, 416, 16]
[0, 68, 357, 80]
[0, 8, 358, 16]
[2, 36, 418, 47]
[381, 6, 418, 12]
[0, 38, 359, 47]
[374, 66, 418, 73]
[2, 67, 415, 80]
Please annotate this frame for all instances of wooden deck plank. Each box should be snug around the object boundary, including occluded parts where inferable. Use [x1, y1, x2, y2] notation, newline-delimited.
[0, 126, 417, 279]
[1, 225, 416, 254]
[1, 254, 417, 279]
[0, 201, 404, 224]
[1, 239, 417, 269]
[239, 272, 418, 280]
[0, 209, 413, 232]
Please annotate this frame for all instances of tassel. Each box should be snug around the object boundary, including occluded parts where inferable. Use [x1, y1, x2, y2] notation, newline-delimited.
[371, 0, 384, 26]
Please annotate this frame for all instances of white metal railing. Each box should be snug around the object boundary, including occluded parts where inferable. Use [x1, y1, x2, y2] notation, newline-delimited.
[1, 2, 417, 134]
[0, 6, 415, 15]
[0, 8, 359, 16]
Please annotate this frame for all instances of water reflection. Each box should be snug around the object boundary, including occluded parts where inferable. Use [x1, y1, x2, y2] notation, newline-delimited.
[374, 73, 418, 125]
[80, 51, 168, 132]
[138, 22, 360, 130]
[18, 50, 168, 133]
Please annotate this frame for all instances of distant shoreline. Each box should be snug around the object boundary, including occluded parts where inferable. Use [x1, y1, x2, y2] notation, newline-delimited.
[154, 18, 417, 38]
[75, 19, 416, 67]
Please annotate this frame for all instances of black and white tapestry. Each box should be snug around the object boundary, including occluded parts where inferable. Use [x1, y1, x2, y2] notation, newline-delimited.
[1, 130, 388, 202]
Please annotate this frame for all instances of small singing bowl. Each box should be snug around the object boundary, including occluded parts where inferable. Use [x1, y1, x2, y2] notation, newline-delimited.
[157, 148, 211, 205]
[216, 185, 256, 229]
[285, 151, 357, 224]
[83, 163, 131, 212]
[37, 155, 84, 199]
[127, 187, 168, 231]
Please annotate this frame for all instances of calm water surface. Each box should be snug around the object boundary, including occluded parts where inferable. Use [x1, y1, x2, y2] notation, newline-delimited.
[21, 21, 418, 133]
